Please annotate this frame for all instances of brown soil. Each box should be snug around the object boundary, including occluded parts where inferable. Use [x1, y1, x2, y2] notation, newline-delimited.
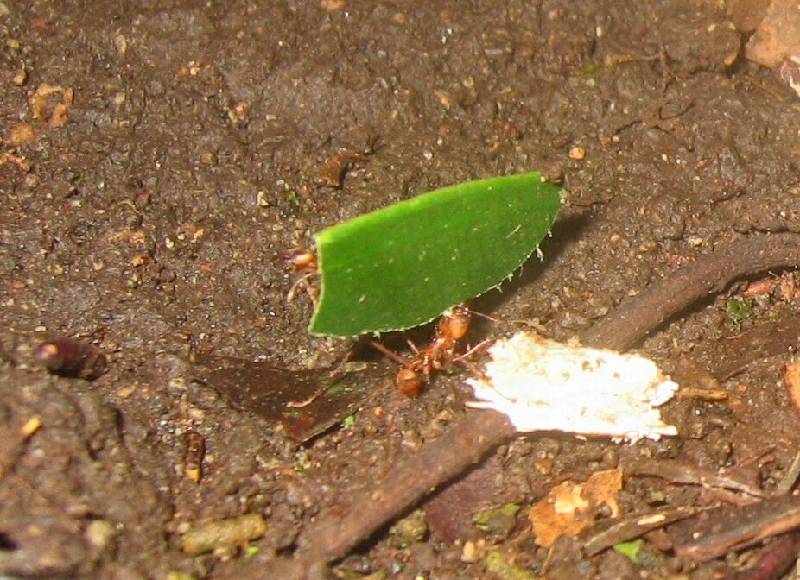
[3, 1, 800, 578]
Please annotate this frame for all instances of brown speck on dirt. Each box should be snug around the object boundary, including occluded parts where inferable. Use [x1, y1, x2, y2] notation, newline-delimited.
[5, 0, 800, 578]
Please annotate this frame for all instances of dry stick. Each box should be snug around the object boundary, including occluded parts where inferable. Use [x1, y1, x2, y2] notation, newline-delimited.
[580, 232, 800, 351]
[295, 232, 800, 566]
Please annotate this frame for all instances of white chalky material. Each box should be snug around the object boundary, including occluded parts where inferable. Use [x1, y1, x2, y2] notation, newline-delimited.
[467, 332, 678, 442]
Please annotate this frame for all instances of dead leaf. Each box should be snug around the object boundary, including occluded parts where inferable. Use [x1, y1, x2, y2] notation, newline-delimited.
[784, 361, 800, 413]
[8, 123, 35, 145]
[529, 468, 623, 547]
[743, 276, 778, 298]
[29, 84, 74, 128]
[196, 356, 376, 441]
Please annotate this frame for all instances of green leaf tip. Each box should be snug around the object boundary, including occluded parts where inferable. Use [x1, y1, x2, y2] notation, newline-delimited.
[309, 172, 561, 337]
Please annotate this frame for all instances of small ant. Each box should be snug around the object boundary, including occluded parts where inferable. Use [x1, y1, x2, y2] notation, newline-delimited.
[287, 249, 317, 273]
[286, 249, 319, 303]
[370, 305, 483, 398]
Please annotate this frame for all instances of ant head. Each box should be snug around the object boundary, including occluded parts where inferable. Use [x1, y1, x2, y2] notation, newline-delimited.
[397, 367, 425, 397]
[439, 306, 470, 340]
[287, 249, 317, 272]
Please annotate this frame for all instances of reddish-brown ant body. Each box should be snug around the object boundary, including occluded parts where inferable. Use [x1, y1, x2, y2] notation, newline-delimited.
[287, 249, 317, 273]
[286, 249, 319, 303]
[371, 305, 475, 397]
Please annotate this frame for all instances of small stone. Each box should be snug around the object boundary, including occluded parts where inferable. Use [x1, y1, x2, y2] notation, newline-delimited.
[390, 510, 428, 547]
[114, 34, 127, 56]
[86, 520, 117, 549]
[461, 540, 479, 562]
[12, 67, 27, 86]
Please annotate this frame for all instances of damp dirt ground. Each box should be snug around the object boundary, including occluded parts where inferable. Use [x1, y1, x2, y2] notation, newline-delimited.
[3, 1, 800, 578]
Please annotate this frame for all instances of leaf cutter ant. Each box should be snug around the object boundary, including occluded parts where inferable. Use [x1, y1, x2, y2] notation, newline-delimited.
[370, 306, 486, 397]
[286, 248, 320, 303]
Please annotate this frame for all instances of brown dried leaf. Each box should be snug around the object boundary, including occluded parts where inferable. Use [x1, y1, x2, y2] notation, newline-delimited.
[784, 361, 800, 414]
[29, 84, 73, 127]
[529, 468, 623, 547]
[198, 356, 374, 441]
[8, 123, 35, 145]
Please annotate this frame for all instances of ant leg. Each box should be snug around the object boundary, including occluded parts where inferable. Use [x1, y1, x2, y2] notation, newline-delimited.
[453, 339, 492, 363]
[403, 335, 421, 355]
[368, 339, 410, 367]
[439, 339, 492, 382]
[287, 272, 318, 303]
[469, 310, 500, 323]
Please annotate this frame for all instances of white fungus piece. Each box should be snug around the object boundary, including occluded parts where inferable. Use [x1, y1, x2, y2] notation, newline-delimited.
[466, 332, 679, 442]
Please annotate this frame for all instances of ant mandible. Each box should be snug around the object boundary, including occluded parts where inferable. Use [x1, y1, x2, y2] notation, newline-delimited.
[370, 305, 476, 398]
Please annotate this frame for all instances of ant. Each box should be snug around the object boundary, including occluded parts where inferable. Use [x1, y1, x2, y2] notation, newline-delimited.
[370, 306, 485, 398]
[287, 249, 317, 272]
[286, 249, 319, 303]
[284, 250, 486, 397]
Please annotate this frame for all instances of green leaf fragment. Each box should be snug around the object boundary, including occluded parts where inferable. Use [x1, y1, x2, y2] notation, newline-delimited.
[726, 297, 753, 332]
[484, 550, 538, 580]
[310, 172, 561, 336]
[473, 502, 521, 533]
[613, 539, 643, 563]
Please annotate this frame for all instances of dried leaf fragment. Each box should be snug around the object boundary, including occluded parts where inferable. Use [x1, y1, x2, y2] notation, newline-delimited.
[8, 123, 35, 145]
[529, 468, 623, 547]
[29, 83, 74, 128]
[784, 360, 800, 413]
[467, 332, 678, 442]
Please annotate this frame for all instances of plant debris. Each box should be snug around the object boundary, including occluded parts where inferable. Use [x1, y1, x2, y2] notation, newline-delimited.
[199, 356, 373, 442]
[183, 431, 206, 483]
[672, 494, 800, 562]
[180, 514, 267, 556]
[529, 468, 623, 548]
[467, 333, 678, 442]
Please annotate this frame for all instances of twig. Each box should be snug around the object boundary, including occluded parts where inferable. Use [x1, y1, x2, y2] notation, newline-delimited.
[291, 232, 800, 570]
[581, 506, 703, 556]
[732, 531, 800, 580]
[674, 495, 800, 561]
[296, 410, 515, 563]
[580, 232, 800, 351]
[625, 459, 765, 497]
[774, 451, 800, 497]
